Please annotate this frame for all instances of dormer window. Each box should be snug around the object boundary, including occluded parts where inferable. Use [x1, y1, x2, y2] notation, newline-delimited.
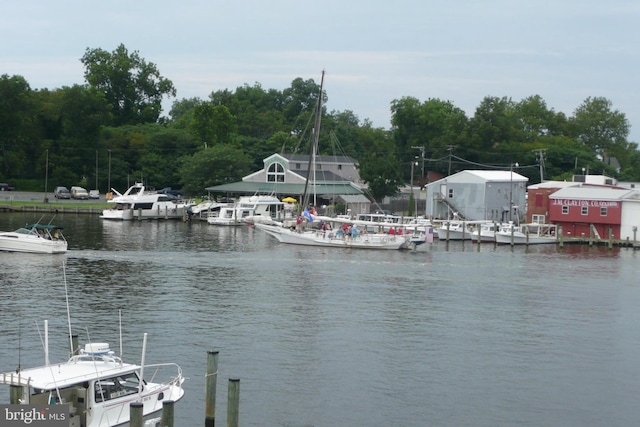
[267, 163, 285, 182]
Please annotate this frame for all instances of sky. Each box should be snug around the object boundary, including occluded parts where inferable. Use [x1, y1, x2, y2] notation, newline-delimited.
[2, 0, 639, 142]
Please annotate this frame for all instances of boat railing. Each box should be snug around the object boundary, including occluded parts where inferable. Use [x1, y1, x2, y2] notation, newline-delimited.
[1, 371, 32, 387]
[143, 362, 185, 388]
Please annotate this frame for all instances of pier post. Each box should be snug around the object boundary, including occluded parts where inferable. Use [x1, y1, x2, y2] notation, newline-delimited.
[70, 334, 79, 356]
[205, 350, 219, 427]
[10, 384, 23, 404]
[608, 228, 613, 249]
[558, 226, 563, 248]
[130, 402, 143, 427]
[161, 400, 175, 427]
[227, 378, 240, 427]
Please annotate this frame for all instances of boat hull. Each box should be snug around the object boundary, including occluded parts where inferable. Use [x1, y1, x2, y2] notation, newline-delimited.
[494, 232, 557, 245]
[0, 234, 67, 254]
[256, 223, 412, 250]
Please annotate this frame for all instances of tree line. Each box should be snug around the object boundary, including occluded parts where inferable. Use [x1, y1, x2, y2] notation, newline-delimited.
[1, 43, 637, 201]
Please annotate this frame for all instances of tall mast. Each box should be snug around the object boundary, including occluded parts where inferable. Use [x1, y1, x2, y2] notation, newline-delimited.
[301, 70, 325, 211]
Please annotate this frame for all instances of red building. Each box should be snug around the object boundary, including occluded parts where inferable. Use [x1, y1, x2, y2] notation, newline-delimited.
[548, 186, 635, 239]
[526, 181, 578, 223]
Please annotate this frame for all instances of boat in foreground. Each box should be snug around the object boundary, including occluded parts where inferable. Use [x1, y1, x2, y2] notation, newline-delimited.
[494, 222, 558, 245]
[101, 183, 190, 220]
[1, 327, 185, 427]
[0, 223, 67, 254]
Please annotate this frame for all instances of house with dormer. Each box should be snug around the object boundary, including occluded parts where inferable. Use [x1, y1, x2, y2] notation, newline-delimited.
[205, 153, 371, 213]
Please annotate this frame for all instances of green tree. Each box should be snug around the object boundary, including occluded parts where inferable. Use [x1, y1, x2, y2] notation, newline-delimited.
[179, 144, 252, 196]
[81, 43, 176, 126]
[189, 103, 237, 146]
[570, 96, 631, 160]
[0, 74, 36, 179]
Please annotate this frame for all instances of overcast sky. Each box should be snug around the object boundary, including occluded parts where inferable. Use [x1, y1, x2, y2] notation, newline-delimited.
[3, 0, 639, 142]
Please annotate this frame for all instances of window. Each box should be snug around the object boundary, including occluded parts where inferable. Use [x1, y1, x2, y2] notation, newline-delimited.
[600, 207, 608, 216]
[562, 205, 569, 215]
[267, 163, 285, 183]
[95, 373, 141, 402]
[535, 193, 543, 207]
[448, 189, 454, 198]
[581, 206, 588, 216]
[532, 214, 546, 223]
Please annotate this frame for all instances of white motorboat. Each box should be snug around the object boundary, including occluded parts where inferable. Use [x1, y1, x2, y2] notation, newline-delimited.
[435, 220, 476, 241]
[255, 216, 414, 250]
[0, 223, 67, 254]
[188, 200, 229, 220]
[207, 195, 289, 226]
[494, 222, 558, 245]
[1, 324, 185, 427]
[100, 183, 190, 220]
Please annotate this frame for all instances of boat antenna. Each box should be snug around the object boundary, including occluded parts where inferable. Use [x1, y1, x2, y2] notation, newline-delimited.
[63, 261, 74, 356]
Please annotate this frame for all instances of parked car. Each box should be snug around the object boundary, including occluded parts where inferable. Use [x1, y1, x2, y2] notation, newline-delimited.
[0, 183, 14, 191]
[54, 186, 71, 199]
[88, 189, 100, 199]
[70, 186, 89, 200]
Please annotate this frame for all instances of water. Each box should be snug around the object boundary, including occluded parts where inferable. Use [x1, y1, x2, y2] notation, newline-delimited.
[1, 212, 640, 426]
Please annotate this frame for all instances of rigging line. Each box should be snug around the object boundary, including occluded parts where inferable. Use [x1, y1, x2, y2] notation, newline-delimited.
[63, 261, 74, 357]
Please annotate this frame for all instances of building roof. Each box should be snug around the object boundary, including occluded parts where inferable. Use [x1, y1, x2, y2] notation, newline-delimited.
[549, 186, 637, 200]
[205, 181, 364, 196]
[463, 170, 529, 182]
[528, 181, 580, 190]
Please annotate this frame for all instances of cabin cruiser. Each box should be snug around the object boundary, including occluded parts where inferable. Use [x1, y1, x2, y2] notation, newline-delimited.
[101, 183, 190, 220]
[207, 195, 291, 226]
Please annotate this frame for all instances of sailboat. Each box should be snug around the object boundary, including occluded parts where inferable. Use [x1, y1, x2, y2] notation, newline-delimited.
[254, 71, 413, 250]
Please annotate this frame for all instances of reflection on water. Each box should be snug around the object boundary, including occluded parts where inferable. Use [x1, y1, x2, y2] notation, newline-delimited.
[1, 213, 640, 426]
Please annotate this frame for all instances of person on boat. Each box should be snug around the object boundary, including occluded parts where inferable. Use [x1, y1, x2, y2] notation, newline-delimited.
[351, 224, 359, 238]
[296, 215, 302, 232]
[388, 227, 396, 235]
[341, 223, 350, 238]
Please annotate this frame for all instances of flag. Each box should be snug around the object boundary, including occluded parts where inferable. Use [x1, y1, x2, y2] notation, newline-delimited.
[303, 208, 314, 223]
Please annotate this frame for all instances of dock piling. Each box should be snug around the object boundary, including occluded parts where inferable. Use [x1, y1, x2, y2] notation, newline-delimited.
[205, 350, 219, 427]
[227, 378, 240, 427]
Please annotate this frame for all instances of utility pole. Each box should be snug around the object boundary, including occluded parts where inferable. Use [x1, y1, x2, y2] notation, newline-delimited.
[411, 146, 425, 180]
[532, 148, 546, 182]
[446, 145, 455, 176]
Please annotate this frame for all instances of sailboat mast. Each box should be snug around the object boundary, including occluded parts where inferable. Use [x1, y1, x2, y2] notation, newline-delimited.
[301, 70, 325, 211]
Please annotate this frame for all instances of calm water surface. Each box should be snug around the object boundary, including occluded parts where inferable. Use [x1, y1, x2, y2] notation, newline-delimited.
[1, 212, 639, 426]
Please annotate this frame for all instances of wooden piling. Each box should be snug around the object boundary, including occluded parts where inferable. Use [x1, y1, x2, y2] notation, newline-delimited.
[10, 384, 23, 404]
[227, 378, 240, 427]
[205, 350, 219, 427]
[70, 334, 79, 356]
[130, 402, 143, 427]
[161, 400, 175, 427]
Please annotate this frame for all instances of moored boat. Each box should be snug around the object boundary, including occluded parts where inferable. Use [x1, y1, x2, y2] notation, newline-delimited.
[494, 222, 558, 245]
[101, 183, 190, 221]
[207, 195, 290, 226]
